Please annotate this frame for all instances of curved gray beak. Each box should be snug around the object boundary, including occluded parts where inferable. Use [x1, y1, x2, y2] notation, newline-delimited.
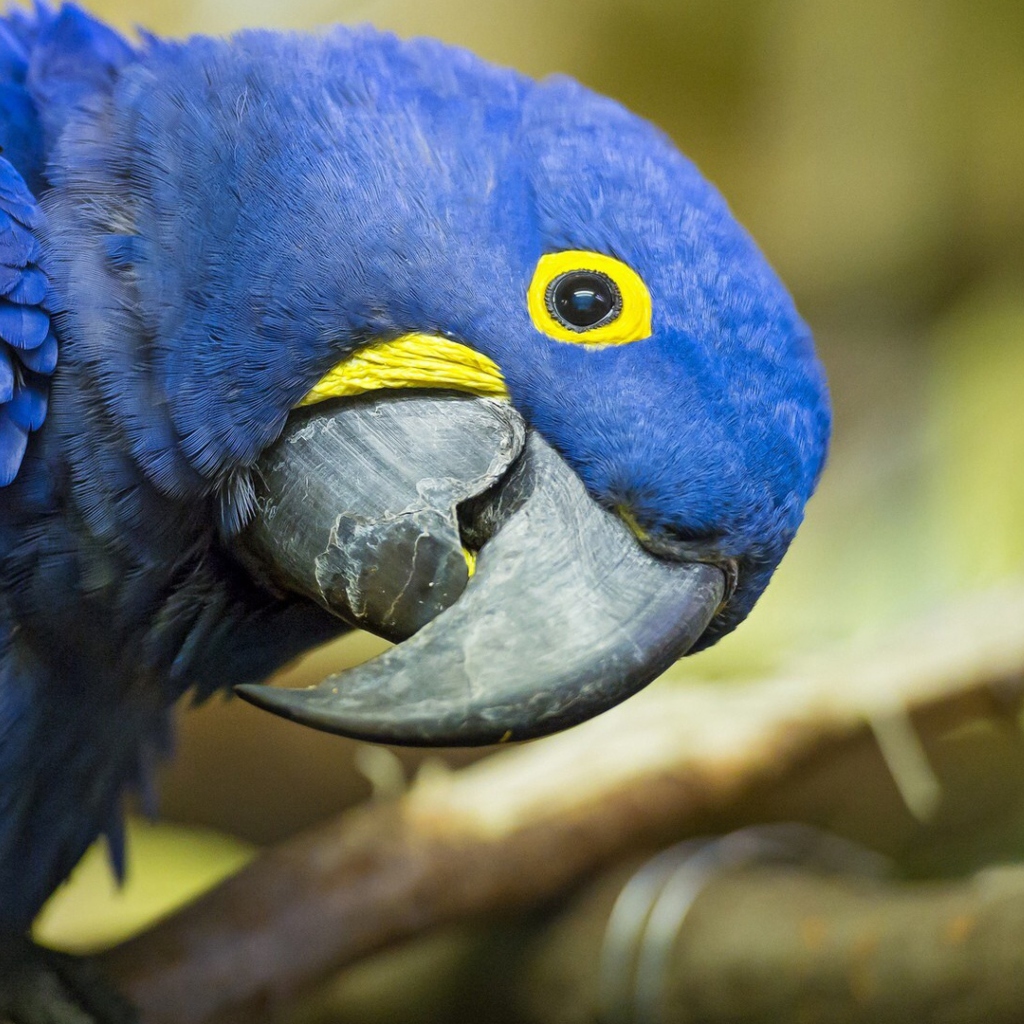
[235, 392, 525, 641]
[234, 393, 725, 746]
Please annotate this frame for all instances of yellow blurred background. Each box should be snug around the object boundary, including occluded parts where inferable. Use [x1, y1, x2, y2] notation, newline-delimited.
[29, 0, 1024, 1013]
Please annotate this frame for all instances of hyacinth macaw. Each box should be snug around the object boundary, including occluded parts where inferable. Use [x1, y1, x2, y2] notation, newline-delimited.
[0, 4, 829, 1020]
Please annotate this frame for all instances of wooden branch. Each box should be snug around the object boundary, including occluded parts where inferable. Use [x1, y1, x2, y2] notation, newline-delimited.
[519, 858, 1024, 1024]
[100, 585, 1024, 1023]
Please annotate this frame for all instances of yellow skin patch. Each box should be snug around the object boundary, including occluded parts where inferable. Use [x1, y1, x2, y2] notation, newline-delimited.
[616, 505, 649, 543]
[297, 332, 510, 408]
[527, 250, 652, 345]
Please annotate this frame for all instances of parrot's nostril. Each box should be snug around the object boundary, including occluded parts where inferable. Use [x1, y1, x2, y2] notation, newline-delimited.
[614, 505, 725, 557]
[662, 524, 728, 547]
[636, 524, 728, 565]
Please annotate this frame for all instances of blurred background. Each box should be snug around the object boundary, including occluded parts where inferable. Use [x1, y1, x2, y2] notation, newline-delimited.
[29, 0, 1024, 1018]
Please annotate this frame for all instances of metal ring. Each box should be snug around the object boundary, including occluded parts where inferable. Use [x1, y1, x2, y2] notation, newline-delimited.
[597, 823, 889, 1024]
[597, 839, 709, 1023]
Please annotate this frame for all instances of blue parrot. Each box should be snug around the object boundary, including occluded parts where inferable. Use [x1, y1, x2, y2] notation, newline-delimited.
[0, 4, 829, 1020]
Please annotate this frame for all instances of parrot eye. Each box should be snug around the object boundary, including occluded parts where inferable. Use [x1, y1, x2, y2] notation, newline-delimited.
[528, 250, 652, 346]
[547, 271, 621, 331]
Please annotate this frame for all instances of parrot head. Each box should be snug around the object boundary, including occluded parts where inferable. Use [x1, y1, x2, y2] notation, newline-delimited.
[42, 19, 829, 744]
[485, 76, 828, 644]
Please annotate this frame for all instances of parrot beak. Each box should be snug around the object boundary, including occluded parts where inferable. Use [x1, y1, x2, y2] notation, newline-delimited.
[234, 392, 725, 746]
[233, 392, 525, 642]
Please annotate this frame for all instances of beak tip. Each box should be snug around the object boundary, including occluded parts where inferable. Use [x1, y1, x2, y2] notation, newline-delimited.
[234, 682, 310, 725]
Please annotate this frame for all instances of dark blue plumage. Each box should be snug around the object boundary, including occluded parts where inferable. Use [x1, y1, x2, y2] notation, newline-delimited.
[0, 3, 828, 941]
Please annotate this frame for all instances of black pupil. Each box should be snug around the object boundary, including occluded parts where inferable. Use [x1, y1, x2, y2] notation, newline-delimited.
[550, 271, 619, 330]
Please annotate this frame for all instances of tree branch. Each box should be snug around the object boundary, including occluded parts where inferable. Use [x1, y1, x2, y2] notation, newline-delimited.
[520, 858, 1024, 1024]
[100, 586, 1024, 1023]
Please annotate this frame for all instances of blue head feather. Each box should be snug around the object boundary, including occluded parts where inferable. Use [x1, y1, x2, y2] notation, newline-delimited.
[509, 78, 830, 642]
[41, 22, 826, 642]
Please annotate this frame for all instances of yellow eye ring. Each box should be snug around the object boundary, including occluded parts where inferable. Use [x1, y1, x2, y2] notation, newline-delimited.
[527, 250, 652, 346]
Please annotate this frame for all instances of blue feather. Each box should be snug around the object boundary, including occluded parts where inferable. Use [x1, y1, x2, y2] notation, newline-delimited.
[6, 381, 47, 431]
[0, 409, 27, 484]
[0, 263, 24, 294]
[16, 329, 57, 373]
[0, 23, 29, 81]
[0, 347, 12, 403]
[0, 149, 42, 224]
[0, 209, 36, 265]
[102, 232, 141, 269]
[6, 266, 47, 305]
[0, 301, 48, 348]
[26, 3, 133, 149]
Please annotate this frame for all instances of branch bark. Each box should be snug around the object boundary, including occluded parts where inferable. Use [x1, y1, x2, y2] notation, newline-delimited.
[100, 585, 1024, 1023]
[519, 858, 1024, 1024]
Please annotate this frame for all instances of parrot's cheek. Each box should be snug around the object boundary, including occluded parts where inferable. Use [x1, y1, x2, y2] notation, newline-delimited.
[233, 391, 725, 747]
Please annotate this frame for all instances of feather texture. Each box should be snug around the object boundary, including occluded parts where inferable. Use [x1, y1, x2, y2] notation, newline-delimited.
[0, 3, 829, 934]
[0, 163, 51, 485]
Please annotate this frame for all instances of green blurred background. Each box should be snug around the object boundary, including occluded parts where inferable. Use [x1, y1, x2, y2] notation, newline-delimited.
[31, 0, 1024, 1002]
